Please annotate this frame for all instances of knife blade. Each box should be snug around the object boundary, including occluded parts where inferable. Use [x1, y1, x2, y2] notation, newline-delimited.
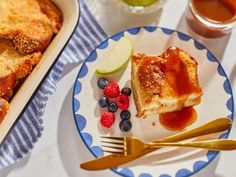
[80, 117, 231, 170]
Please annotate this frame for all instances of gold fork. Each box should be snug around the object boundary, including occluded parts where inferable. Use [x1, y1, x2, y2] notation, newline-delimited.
[101, 136, 236, 156]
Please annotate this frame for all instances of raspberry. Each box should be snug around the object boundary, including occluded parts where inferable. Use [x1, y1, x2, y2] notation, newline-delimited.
[100, 111, 115, 128]
[116, 94, 129, 110]
[103, 81, 120, 98]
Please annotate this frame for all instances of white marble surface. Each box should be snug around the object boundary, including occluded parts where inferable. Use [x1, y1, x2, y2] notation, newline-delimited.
[0, 0, 236, 177]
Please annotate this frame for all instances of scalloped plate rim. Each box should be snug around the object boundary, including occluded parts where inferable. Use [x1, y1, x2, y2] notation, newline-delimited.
[72, 26, 234, 177]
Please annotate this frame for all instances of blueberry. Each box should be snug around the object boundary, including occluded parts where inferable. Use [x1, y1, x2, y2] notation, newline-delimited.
[120, 110, 131, 120]
[119, 120, 132, 132]
[121, 87, 132, 96]
[99, 96, 109, 108]
[108, 102, 118, 113]
[97, 78, 108, 89]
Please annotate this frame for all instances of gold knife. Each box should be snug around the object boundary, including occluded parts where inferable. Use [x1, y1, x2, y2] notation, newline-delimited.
[80, 117, 232, 170]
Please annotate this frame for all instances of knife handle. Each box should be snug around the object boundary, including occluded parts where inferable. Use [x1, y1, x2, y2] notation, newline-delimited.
[80, 117, 232, 170]
[158, 117, 231, 143]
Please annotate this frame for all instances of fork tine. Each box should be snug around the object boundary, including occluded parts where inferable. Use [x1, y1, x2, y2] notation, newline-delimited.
[100, 136, 124, 141]
[101, 136, 126, 155]
[101, 145, 124, 150]
[102, 149, 124, 155]
[101, 140, 124, 146]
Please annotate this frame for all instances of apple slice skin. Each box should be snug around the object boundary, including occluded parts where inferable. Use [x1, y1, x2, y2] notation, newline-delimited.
[96, 37, 133, 75]
[95, 58, 130, 75]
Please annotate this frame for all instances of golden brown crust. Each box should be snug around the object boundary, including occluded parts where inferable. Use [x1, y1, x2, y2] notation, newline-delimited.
[0, 39, 42, 101]
[131, 66, 143, 117]
[134, 48, 202, 98]
[0, 0, 62, 123]
[37, 0, 63, 33]
[137, 55, 164, 95]
[0, 74, 15, 98]
[11, 28, 52, 54]
[14, 52, 42, 79]
[1, 89, 13, 102]
[0, 39, 42, 79]
[131, 47, 203, 118]
[0, 0, 55, 54]
[0, 98, 9, 124]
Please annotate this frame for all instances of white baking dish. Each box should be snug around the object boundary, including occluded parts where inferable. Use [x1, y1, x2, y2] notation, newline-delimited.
[0, 0, 80, 143]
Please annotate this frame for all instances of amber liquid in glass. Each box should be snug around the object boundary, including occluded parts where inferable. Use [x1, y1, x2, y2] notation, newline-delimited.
[193, 0, 235, 22]
[187, 0, 236, 37]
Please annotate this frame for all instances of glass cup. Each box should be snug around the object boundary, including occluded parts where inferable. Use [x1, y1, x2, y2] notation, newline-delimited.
[186, 0, 236, 38]
[116, 0, 168, 13]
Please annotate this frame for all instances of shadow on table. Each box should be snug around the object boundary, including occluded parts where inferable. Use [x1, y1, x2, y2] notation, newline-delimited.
[57, 86, 82, 177]
[0, 154, 30, 177]
[57, 86, 95, 177]
[61, 61, 84, 78]
[196, 154, 223, 177]
[229, 63, 236, 87]
[175, 13, 231, 61]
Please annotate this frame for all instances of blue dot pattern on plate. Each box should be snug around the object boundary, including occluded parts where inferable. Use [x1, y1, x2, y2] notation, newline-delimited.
[193, 161, 208, 172]
[78, 64, 88, 78]
[73, 99, 80, 112]
[74, 80, 82, 95]
[118, 168, 135, 177]
[87, 51, 97, 62]
[207, 150, 218, 161]
[72, 26, 234, 177]
[161, 28, 174, 35]
[177, 32, 191, 41]
[176, 169, 192, 177]
[207, 51, 217, 62]
[160, 175, 171, 177]
[194, 40, 205, 50]
[112, 32, 124, 41]
[75, 114, 86, 131]
[144, 26, 157, 32]
[98, 40, 108, 49]
[81, 132, 93, 147]
[139, 173, 153, 177]
[90, 146, 104, 157]
[127, 28, 140, 35]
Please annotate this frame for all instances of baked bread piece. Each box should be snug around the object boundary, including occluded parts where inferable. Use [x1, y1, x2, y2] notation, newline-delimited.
[0, 98, 9, 123]
[0, 0, 63, 122]
[0, 38, 41, 123]
[131, 47, 203, 117]
[0, 0, 61, 54]
[0, 39, 42, 97]
[37, 0, 63, 33]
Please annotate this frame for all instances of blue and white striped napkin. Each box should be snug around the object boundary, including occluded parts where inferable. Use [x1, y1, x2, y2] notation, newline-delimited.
[0, 0, 108, 168]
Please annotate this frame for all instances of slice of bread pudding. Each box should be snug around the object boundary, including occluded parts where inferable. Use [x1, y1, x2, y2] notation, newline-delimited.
[131, 47, 202, 117]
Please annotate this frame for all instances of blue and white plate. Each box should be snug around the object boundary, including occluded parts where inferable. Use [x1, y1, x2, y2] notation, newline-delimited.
[72, 26, 234, 177]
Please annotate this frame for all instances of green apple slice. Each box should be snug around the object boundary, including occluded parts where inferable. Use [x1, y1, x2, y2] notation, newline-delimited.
[96, 37, 133, 75]
[123, 0, 159, 6]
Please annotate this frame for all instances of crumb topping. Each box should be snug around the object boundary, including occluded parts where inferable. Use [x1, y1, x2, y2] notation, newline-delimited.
[138, 55, 164, 95]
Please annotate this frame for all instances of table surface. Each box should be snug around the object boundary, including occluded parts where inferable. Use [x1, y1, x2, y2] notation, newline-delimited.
[1, 0, 236, 177]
